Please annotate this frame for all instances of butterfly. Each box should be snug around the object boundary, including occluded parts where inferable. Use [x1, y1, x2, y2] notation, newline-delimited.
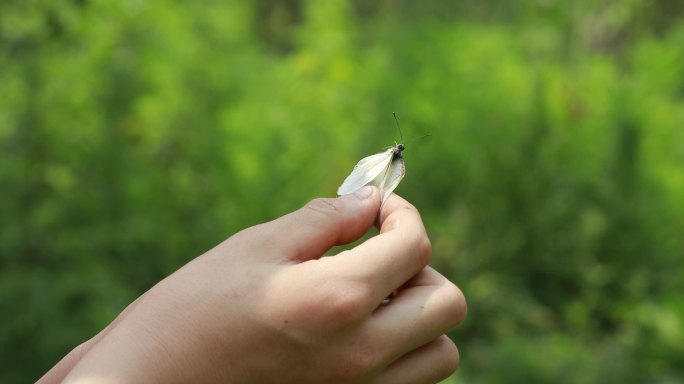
[337, 143, 405, 204]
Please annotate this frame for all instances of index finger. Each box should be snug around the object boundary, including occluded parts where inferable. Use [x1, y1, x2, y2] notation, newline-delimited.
[323, 193, 432, 307]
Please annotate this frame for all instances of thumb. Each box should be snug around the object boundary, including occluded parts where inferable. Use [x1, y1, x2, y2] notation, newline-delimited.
[265, 186, 380, 262]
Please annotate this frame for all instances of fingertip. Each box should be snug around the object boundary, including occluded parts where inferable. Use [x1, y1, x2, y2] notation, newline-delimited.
[351, 185, 375, 200]
[340, 185, 381, 205]
[269, 188, 382, 262]
[338, 186, 382, 227]
[338, 186, 382, 239]
[378, 193, 419, 226]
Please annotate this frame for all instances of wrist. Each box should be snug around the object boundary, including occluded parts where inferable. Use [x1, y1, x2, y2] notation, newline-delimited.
[62, 323, 172, 384]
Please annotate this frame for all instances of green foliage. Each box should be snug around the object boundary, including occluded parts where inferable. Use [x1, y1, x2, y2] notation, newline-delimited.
[2, 0, 684, 382]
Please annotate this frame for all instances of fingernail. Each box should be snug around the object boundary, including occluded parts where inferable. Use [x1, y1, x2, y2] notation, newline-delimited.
[353, 186, 373, 200]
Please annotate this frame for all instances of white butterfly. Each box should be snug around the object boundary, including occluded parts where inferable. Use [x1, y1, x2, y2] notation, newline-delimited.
[337, 143, 405, 203]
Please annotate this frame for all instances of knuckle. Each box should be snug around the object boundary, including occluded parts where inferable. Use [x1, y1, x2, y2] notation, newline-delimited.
[319, 281, 371, 324]
[403, 230, 432, 270]
[399, 201, 419, 214]
[416, 233, 432, 266]
[441, 282, 468, 328]
[434, 336, 460, 379]
[335, 347, 379, 381]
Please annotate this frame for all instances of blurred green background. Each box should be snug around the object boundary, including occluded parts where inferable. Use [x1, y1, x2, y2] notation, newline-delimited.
[2, 0, 684, 382]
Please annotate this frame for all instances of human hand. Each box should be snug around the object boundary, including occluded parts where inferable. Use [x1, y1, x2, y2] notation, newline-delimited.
[46, 186, 467, 384]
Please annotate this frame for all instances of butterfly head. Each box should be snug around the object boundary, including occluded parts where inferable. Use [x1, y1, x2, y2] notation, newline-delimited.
[392, 143, 405, 159]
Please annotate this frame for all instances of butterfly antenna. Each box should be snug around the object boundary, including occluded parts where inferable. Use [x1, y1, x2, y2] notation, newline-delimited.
[406, 133, 431, 146]
[392, 112, 404, 143]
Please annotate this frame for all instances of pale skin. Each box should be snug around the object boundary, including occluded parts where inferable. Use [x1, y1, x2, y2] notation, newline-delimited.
[39, 186, 467, 384]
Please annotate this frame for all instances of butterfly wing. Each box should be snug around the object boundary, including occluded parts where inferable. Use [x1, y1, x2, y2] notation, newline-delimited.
[379, 156, 405, 203]
[337, 150, 393, 196]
